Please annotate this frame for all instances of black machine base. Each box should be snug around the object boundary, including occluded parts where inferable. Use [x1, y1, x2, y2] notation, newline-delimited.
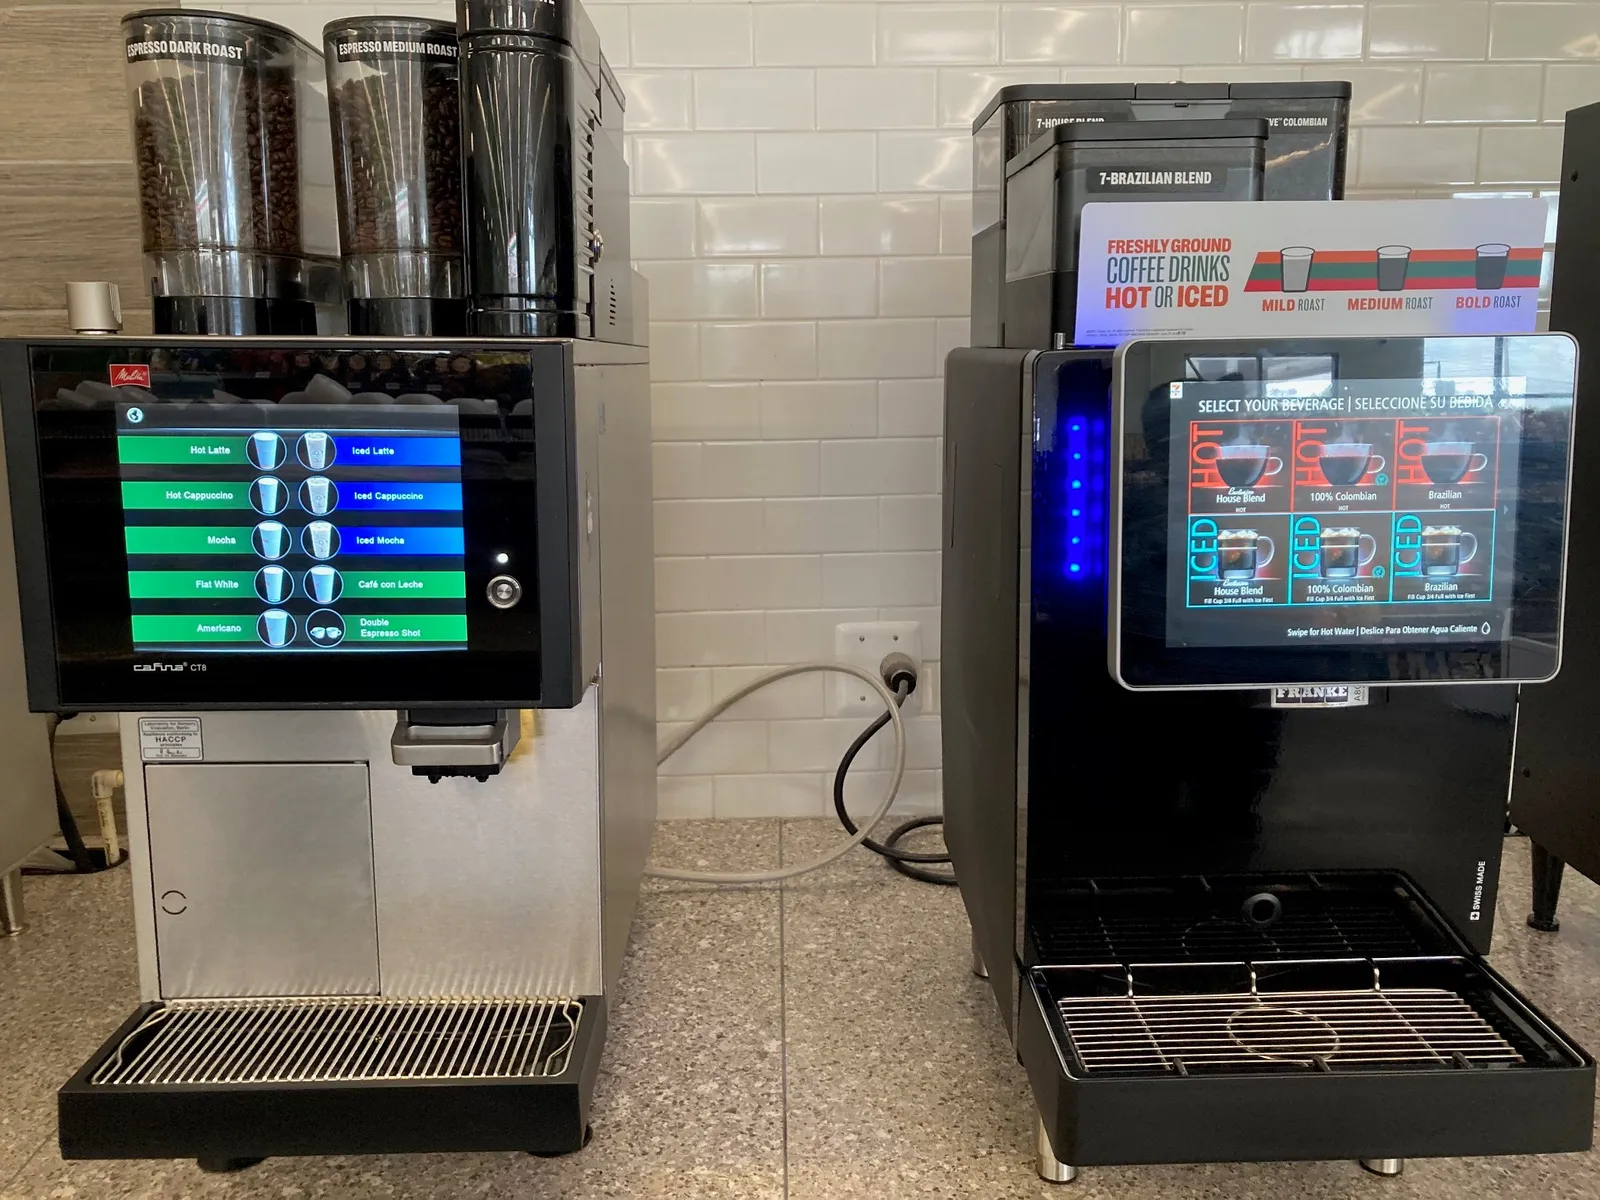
[1529, 841, 1566, 933]
[153, 296, 317, 337]
[59, 997, 606, 1161]
[348, 297, 468, 338]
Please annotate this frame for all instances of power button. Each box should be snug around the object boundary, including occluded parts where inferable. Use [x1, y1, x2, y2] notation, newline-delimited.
[487, 574, 523, 609]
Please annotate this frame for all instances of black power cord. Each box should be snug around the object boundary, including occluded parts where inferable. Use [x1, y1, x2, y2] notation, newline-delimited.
[831, 656, 956, 887]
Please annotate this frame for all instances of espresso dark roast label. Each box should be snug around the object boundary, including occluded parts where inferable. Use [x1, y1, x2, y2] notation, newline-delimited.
[1085, 164, 1231, 192]
[335, 37, 458, 61]
[126, 36, 248, 62]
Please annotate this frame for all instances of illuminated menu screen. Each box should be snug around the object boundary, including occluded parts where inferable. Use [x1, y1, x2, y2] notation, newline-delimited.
[1165, 379, 1522, 648]
[116, 404, 468, 652]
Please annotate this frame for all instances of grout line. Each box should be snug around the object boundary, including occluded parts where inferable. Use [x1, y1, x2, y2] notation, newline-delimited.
[1, 1133, 51, 1193]
[778, 819, 790, 1200]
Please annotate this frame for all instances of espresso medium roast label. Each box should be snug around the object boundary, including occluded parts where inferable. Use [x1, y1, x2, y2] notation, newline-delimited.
[1085, 165, 1231, 193]
[334, 37, 458, 61]
[126, 36, 248, 62]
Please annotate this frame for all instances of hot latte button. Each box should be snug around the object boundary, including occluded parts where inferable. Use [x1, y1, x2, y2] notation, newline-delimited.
[487, 574, 522, 609]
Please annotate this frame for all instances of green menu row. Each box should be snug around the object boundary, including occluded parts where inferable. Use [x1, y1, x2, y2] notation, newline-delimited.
[132, 614, 469, 644]
[127, 571, 467, 599]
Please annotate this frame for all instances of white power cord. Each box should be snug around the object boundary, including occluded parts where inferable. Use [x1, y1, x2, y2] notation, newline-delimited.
[645, 661, 907, 884]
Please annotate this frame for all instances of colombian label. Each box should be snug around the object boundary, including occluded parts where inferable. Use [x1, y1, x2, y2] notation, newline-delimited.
[138, 717, 204, 762]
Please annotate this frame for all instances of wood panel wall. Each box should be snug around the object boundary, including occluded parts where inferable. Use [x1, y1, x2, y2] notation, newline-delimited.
[0, 5, 149, 335]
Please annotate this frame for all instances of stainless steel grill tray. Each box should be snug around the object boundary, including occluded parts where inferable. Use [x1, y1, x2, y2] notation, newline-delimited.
[90, 996, 581, 1087]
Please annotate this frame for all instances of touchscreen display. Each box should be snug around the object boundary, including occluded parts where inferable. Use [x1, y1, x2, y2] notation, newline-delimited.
[116, 403, 468, 653]
[1167, 376, 1524, 649]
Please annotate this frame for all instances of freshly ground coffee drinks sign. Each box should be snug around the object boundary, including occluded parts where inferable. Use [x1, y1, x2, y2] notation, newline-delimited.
[1075, 198, 1547, 345]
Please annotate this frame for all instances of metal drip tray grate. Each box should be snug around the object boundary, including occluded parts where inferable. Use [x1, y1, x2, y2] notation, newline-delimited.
[1060, 987, 1521, 1075]
[90, 996, 582, 1087]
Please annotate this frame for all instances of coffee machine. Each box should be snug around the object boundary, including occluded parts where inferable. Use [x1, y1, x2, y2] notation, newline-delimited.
[943, 84, 1594, 1183]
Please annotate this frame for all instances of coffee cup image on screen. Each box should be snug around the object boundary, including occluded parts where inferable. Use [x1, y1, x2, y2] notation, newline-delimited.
[307, 609, 346, 647]
[257, 609, 296, 648]
[305, 565, 342, 604]
[1419, 442, 1489, 485]
[298, 431, 335, 470]
[1215, 529, 1275, 579]
[252, 521, 290, 561]
[300, 476, 338, 515]
[254, 565, 292, 604]
[1317, 527, 1378, 578]
[302, 520, 339, 560]
[250, 476, 288, 516]
[1315, 442, 1385, 486]
[1421, 525, 1478, 576]
[1215, 446, 1284, 489]
[247, 431, 286, 470]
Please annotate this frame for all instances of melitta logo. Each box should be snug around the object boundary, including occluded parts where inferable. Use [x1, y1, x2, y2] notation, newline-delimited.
[110, 364, 150, 388]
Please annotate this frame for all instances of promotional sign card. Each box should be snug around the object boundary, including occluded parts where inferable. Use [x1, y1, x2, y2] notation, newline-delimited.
[1074, 198, 1547, 345]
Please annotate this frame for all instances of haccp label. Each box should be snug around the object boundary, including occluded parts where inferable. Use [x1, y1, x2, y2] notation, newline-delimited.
[138, 717, 203, 761]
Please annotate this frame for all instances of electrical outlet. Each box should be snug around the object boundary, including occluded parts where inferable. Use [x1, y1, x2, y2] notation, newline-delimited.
[830, 621, 923, 717]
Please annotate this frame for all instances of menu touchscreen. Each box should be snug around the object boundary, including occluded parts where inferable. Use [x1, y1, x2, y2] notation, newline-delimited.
[116, 403, 468, 653]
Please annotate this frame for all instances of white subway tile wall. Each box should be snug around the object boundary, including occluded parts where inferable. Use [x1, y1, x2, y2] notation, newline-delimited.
[207, 0, 1592, 819]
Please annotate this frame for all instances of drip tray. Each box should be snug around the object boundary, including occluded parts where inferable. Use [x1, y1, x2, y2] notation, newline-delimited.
[60, 996, 606, 1161]
[1020, 958, 1594, 1166]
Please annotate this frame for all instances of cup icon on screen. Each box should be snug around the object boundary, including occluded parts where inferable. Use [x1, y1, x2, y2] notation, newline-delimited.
[301, 475, 337, 515]
[1215, 445, 1283, 489]
[253, 521, 290, 560]
[1319, 527, 1377, 579]
[1217, 529, 1274, 580]
[1422, 525, 1477, 577]
[258, 608, 295, 648]
[298, 431, 334, 470]
[251, 476, 287, 516]
[248, 431, 285, 469]
[1279, 246, 1315, 293]
[306, 565, 342, 604]
[303, 520, 339, 561]
[307, 609, 346, 647]
[1476, 243, 1511, 290]
[1420, 441, 1489, 485]
[1316, 442, 1385, 486]
[1376, 245, 1412, 292]
[255, 565, 292, 604]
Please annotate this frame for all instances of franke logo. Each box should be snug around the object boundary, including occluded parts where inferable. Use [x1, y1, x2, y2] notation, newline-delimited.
[110, 364, 150, 388]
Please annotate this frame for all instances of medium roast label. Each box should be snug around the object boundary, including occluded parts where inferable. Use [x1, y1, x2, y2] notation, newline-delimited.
[1086, 165, 1230, 192]
[334, 37, 458, 60]
[126, 36, 247, 62]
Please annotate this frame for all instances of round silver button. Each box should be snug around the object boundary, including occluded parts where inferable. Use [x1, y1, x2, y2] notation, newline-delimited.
[487, 574, 523, 609]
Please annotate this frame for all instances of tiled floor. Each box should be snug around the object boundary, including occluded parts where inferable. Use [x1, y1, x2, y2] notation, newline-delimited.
[2, 823, 1598, 1198]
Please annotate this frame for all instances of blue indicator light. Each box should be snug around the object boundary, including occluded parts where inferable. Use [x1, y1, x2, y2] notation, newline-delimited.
[1071, 480, 1081, 489]
[1070, 564, 1081, 572]
[1071, 537, 1080, 544]
[1071, 508, 1080, 517]
[1070, 424, 1080, 431]
[1073, 452, 1081, 459]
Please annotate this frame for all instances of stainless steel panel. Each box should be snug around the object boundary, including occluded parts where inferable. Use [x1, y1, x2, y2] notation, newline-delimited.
[586, 359, 657, 996]
[145, 762, 378, 998]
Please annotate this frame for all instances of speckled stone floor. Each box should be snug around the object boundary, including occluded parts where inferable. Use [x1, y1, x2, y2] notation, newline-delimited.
[1, 823, 1598, 1198]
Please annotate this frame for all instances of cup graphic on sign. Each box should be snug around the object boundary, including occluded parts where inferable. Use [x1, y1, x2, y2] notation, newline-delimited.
[253, 520, 289, 561]
[307, 609, 346, 647]
[298, 431, 335, 470]
[1476, 243, 1511, 290]
[248, 431, 285, 469]
[250, 476, 287, 516]
[306, 565, 342, 604]
[1319, 527, 1377, 579]
[1419, 441, 1489, 486]
[1217, 529, 1274, 580]
[301, 476, 337, 515]
[1280, 247, 1315, 294]
[255, 565, 291, 604]
[1215, 445, 1284, 489]
[1421, 525, 1477, 576]
[258, 608, 295, 648]
[1376, 245, 1411, 292]
[1315, 442, 1385, 486]
[303, 520, 339, 561]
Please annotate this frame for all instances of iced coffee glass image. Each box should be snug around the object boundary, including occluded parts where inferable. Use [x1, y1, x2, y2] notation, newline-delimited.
[301, 476, 338, 515]
[303, 520, 340, 561]
[1216, 529, 1274, 579]
[1419, 442, 1489, 485]
[298, 431, 335, 470]
[1319, 527, 1377, 578]
[1215, 445, 1284, 489]
[1316, 442, 1385, 486]
[1422, 525, 1477, 576]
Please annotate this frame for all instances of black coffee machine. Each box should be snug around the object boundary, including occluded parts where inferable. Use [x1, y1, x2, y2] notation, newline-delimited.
[944, 86, 1594, 1184]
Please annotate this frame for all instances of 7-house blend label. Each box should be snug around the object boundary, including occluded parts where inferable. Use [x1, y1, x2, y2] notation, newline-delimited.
[117, 402, 469, 652]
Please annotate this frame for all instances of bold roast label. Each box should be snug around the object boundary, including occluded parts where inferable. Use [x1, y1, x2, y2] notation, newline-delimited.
[1086, 166, 1230, 193]
[334, 38, 458, 60]
[126, 37, 247, 62]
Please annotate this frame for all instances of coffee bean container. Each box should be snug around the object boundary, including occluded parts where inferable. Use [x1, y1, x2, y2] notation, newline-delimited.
[123, 9, 339, 335]
[324, 17, 465, 336]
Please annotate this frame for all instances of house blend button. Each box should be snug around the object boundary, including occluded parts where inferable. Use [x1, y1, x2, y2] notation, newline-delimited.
[487, 574, 522, 609]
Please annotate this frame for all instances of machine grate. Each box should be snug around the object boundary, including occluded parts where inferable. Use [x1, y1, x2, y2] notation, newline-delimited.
[90, 996, 582, 1087]
[1058, 981, 1521, 1076]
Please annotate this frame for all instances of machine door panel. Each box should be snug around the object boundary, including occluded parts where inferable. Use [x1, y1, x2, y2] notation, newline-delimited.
[146, 762, 379, 998]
